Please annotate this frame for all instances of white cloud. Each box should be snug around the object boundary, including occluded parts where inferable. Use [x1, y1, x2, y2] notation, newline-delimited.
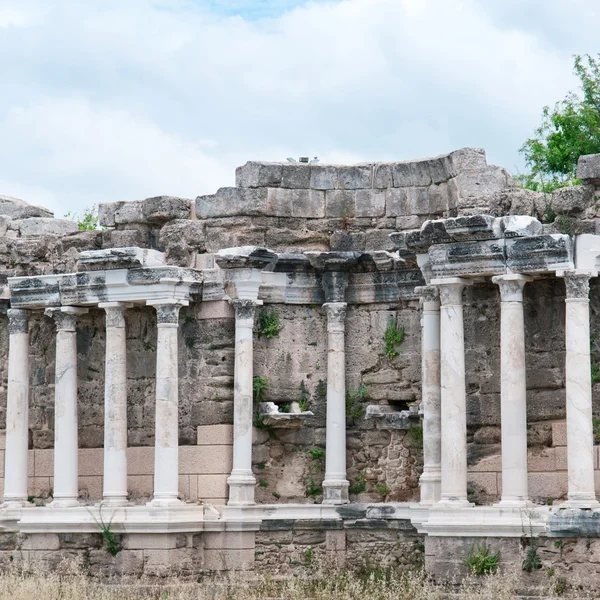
[0, 0, 595, 214]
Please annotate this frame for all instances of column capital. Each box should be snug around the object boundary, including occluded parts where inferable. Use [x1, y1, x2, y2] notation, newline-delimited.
[45, 307, 88, 331]
[323, 302, 347, 331]
[557, 270, 593, 300]
[491, 274, 533, 302]
[415, 285, 440, 310]
[232, 299, 260, 321]
[7, 309, 30, 334]
[149, 303, 183, 325]
[431, 277, 472, 307]
[99, 302, 133, 329]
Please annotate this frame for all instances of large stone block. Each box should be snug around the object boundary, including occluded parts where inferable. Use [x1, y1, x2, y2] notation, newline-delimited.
[281, 163, 310, 188]
[0, 195, 53, 219]
[326, 190, 355, 217]
[577, 153, 600, 181]
[197, 424, 233, 446]
[392, 161, 432, 187]
[196, 474, 228, 499]
[203, 548, 254, 571]
[14, 218, 79, 237]
[310, 165, 338, 190]
[236, 162, 283, 188]
[550, 185, 595, 215]
[337, 165, 373, 189]
[196, 188, 268, 218]
[552, 422, 567, 447]
[385, 188, 407, 216]
[114, 201, 144, 224]
[159, 219, 205, 250]
[373, 163, 393, 188]
[355, 189, 385, 217]
[203, 532, 255, 550]
[179, 445, 232, 474]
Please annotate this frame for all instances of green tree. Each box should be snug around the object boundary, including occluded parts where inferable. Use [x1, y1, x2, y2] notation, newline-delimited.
[64, 204, 100, 231]
[519, 54, 600, 193]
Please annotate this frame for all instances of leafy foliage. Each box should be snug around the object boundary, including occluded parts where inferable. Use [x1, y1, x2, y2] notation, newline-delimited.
[464, 542, 500, 576]
[375, 483, 390, 496]
[298, 380, 311, 412]
[64, 204, 100, 231]
[384, 316, 405, 359]
[522, 544, 542, 573]
[252, 376, 270, 403]
[256, 310, 280, 339]
[346, 384, 367, 426]
[348, 472, 367, 495]
[519, 54, 600, 191]
[304, 478, 322, 498]
[407, 424, 424, 448]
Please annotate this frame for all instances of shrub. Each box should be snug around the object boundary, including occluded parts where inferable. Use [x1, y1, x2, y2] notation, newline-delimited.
[464, 542, 500, 576]
[384, 316, 405, 359]
[256, 310, 280, 339]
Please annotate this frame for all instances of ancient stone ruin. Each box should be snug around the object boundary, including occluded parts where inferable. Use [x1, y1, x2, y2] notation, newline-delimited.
[2, 148, 600, 580]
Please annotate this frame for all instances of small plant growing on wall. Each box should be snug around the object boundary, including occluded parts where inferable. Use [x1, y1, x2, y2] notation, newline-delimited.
[256, 310, 280, 339]
[88, 505, 122, 557]
[407, 424, 424, 448]
[253, 376, 270, 403]
[346, 384, 367, 426]
[464, 542, 500, 575]
[298, 381, 311, 412]
[348, 472, 367, 495]
[384, 316, 405, 359]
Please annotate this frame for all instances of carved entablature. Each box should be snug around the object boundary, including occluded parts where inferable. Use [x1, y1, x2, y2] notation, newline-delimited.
[390, 214, 574, 280]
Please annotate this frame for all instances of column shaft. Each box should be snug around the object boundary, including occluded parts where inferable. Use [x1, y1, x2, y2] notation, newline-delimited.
[433, 278, 471, 506]
[322, 302, 349, 504]
[3, 309, 30, 507]
[150, 303, 183, 506]
[101, 303, 130, 505]
[417, 288, 441, 505]
[562, 271, 598, 507]
[46, 307, 88, 507]
[493, 275, 531, 507]
[227, 300, 257, 505]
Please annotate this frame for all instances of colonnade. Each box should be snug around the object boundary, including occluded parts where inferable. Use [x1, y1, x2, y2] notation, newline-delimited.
[419, 270, 599, 509]
[3, 301, 187, 508]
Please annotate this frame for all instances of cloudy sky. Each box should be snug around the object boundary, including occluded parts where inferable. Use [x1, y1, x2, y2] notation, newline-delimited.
[0, 0, 598, 217]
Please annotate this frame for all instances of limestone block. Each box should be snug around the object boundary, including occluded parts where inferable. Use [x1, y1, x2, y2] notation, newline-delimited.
[179, 475, 190, 499]
[577, 153, 600, 181]
[0, 195, 53, 219]
[34, 449, 53, 476]
[326, 190, 355, 217]
[143, 548, 197, 577]
[395, 215, 423, 230]
[428, 182, 448, 214]
[197, 424, 233, 446]
[355, 189, 385, 217]
[124, 533, 186, 550]
[28, 477, 50, 496]
[448, 147, 487, 172]
[550, 185, 595, 215]
[281, 163, 310, 188]
[337, 165, 373, 189]
[114, 201, 144, 224]
[79, 448, 104, 476]
[373, 163, 393, 188]
[203, 548, 254, 571]
[552, 422, 567, 447]
[203, 532, 255, 550]
[196, 188, 268, 218]
[406, 187, 431, 216]
[330, 230, 365, 251]
[102, 228, 147, 248]
[0, 431, 5, 450]
[61, 230, 102, 251]
[236, 162, 283, 188]
[392, 161, 432, 187]
[79, 476, 102, 500]
[127, 475, 153, 497]
[266, 188, 293, 217]
[20, 534, 60, 551]
[364, 229, 395, 252]
[326, 530, 346, 552]
[292, 190, 326, 218]
[14, 217, 79, 237]
[179, 445, 233, 474]
[555, 445, 568, 470]
[140, 196, 190, 223]
[386, 188, 408, 216]
[159, 219, 205, 250]
[528, 472, 567, 499]
[505, 234, 573, 273]
[527, 448, 557, 472]
[467, 472, 498, 495]
[196, 301, 234, 320]
[127, 447, 154, 475]
[453, 166, 511, 204]
[467, 454, 502, 472]
[310, 165, 338, 190]
[98, 202, 120, 227]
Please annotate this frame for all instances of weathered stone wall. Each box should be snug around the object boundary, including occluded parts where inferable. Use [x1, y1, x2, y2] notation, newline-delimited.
[3, 148, 600, 505]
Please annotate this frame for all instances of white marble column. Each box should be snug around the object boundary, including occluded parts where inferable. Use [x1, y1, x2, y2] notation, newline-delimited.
[432, 277, 472, 506]
[560, 270, 599, 508]
[46, 307, 88, 507]
[417, 287, 441, 505]
[148, 302, 184, 506]
[492, 274, 532, 507]
[227, 300, 258, 505]
[100, 302, 131, 506]
[322, 302, 350, 504]
[3, 309, 31, 507]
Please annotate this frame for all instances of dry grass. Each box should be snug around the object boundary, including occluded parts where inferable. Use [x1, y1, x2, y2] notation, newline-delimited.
[0, 561, 595, 599]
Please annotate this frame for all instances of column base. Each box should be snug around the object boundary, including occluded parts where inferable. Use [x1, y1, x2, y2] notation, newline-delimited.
[322, 479, 349, 505]
[49, 498, 80, 508]
[436, 496, 474, 509]
[227, 473, 256, 506]
[148, 496, 182, 508]
[559, 497, 600, 510]
[419, 470, 441, 505]
[1, 497, 29, 509]
[494, 498, 534, 509]
[100, 495, 130, 507]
